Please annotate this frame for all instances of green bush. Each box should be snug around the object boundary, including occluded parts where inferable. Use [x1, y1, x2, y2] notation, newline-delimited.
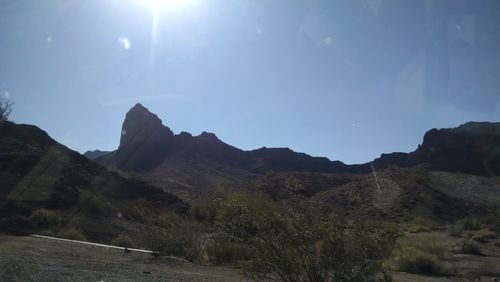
[79, 190, 109, 216]
[59, 228, 87, 241]
[394, 247, 446, 276]
[205, 238, 249, 265]
[30, 209, 62, 228]
[111, 234, 135, 248]
[137, 211, 206, 262]
[216, 194, 400, 281]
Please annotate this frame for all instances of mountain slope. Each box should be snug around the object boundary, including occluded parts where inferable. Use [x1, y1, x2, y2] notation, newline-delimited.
[92, 104, 500, 201]
[0, 121, 184, 239]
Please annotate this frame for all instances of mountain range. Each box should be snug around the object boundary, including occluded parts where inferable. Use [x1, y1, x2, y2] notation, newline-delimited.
[2, 103, 500, 240]
[88, 103, 500, 201]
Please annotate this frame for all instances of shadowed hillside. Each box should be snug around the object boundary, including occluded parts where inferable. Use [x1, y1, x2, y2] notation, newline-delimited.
[0, 121, 184, 240]
[91, 104, 500, 201]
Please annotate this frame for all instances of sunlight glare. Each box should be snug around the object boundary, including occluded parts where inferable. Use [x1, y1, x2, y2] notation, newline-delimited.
[148, 0, 197, 15]
[146, 0, 197, 63]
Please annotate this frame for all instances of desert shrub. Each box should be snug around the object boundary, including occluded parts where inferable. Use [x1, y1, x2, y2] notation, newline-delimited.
[0, 97, 13, 122]
[460, 217, 482, 231]
[471, 229, 497, 243]
[79, 190, 109, 216]
[59, 228, 87, 241]
[30, 209, 62, 228]
[190, 203, 218, 223]
[448, 225, 463, 237]
[111, 234, 135, 248]
[205, 237, 249, 265]
[393, 246, 446, 276]
[457, 241, 482, 255]
[136, 210, 206, 262]
[216, 194, 400, 281]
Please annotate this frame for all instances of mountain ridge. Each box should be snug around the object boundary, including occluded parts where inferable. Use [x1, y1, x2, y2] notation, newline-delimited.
[86, 104, 500, 199]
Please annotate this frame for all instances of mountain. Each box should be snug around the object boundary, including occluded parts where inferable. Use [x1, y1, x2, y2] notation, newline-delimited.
[92, 104, 500, 201]
[83, 150, 110, 160]
[99, 104, 353, 175]
[0, 121, 184, 239]
[371, 122, 500, 176]
[95, 104, 359, 198]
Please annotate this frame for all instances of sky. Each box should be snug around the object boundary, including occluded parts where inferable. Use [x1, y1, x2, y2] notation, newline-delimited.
[1, 0, 500, 164]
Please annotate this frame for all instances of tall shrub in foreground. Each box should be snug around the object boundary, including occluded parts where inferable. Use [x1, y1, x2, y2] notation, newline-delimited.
[216, 195, 400, 282]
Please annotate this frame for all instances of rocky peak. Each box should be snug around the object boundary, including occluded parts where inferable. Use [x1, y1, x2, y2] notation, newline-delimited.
[196, 131, 221, 142]
[119, 103, 173, 149]
[115, 104, 174, 171]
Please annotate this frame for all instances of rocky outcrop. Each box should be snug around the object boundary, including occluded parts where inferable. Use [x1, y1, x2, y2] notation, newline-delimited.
[95, 104, 500, 195]
[414, 122, 500, 176]
[114, 103, 175, 171]
[371, 122, 500, 176]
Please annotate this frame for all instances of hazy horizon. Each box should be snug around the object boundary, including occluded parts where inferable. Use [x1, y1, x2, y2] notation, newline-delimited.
[2, 0, 500, 164]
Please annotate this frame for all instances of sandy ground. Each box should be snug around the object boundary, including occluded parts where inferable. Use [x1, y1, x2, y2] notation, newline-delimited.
[1, 232, 500, 281]
[0, 234, 246, 281]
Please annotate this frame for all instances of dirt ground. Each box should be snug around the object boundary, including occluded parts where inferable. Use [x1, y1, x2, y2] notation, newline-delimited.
[0, 234, 246, 281]
[1, 232, 500, 281]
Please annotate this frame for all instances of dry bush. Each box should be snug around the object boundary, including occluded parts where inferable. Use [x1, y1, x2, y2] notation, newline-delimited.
[59, 228, 87, 241]
[111, 234, 135, 248]
[393, 246, 447, 276]
[30, 209, 62, 228]
[216, 194, 400, 281]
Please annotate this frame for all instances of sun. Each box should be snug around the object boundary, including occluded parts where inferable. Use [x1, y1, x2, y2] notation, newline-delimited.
[148, 0, 196, 15]
[146, 0, 197, 41]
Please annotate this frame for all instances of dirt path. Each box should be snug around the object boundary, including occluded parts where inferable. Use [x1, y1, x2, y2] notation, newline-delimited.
[0, 234, 246, 281]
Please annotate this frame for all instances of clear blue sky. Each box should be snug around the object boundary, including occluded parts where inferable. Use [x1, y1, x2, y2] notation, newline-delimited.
[1, 0, 500, 164]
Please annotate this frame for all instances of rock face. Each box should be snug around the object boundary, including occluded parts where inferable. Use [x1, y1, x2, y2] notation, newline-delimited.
[119, 103, 173, 149]
[93, 104, 500, 199]
[0, 121, 183, 236]
[371, 122, 500, 176]
[114, 103, 174, 171]
[105, 103, 352, 175]
[415, 122, 500, 176]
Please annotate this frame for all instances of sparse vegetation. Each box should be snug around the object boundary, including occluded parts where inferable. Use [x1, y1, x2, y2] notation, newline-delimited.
[129, 206, 206, 262]
[411, 216, 441, 231]
[460, 217, 483, 231]
[448, 225, 464, 237]
[79, 190, 109, 216]
[393, 246, 447, 276]
[0, 97, 13, 122]
[408, 224, 431, 233]
[59, 228, 87, 241]
[215, 193, 400, 281]
[30, 209, 62, 229]
[472, 229, 498, 242]
[111, 234, 135, 248]
[457, 241, 482, 256]
[205, 238, 248, 265]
